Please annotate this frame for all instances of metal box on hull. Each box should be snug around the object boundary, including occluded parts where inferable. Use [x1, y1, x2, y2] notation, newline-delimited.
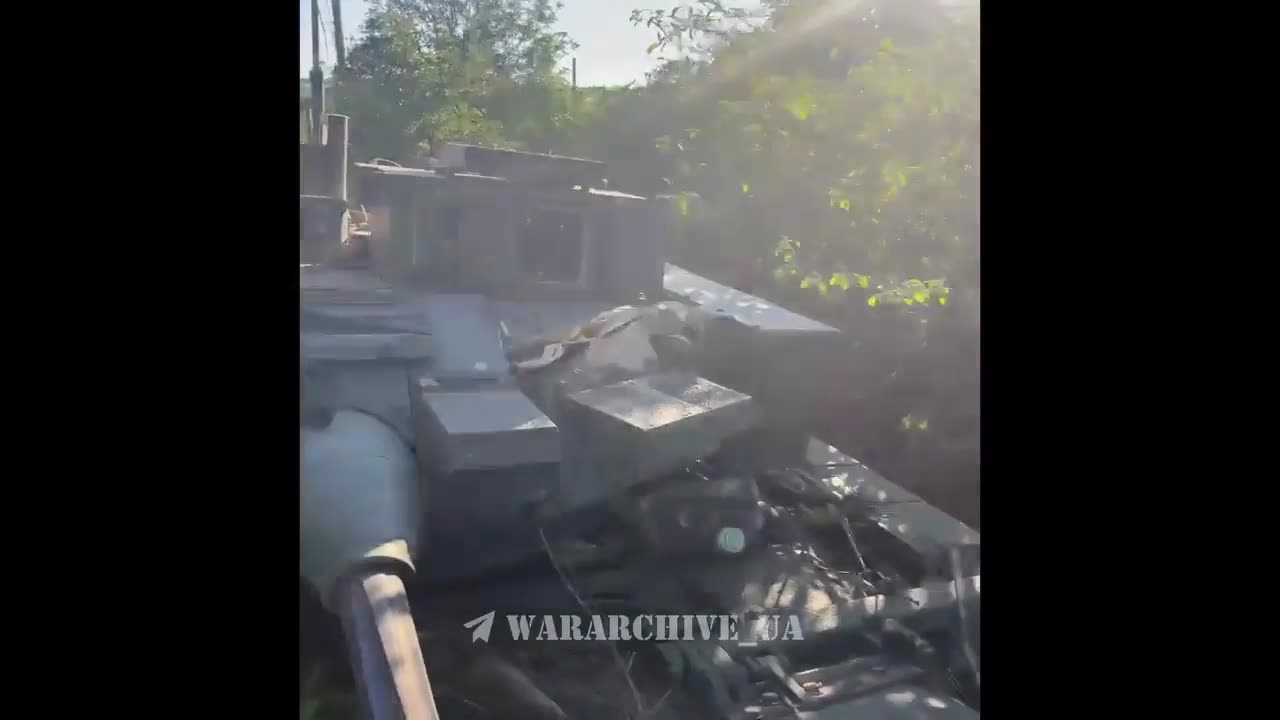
[411, 384, 560, 475]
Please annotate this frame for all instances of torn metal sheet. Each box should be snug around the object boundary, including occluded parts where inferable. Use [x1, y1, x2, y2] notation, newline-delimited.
[870, 502, 981, 579]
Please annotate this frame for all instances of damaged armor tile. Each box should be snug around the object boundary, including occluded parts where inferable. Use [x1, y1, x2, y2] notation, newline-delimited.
[805, 439, 976, 577]
[564, 373, 757, 484]
[805, 440, 922, 505]
[870, 502, 980, 579]
[665, 264, 844, 433]
[412, 384, 560, 474]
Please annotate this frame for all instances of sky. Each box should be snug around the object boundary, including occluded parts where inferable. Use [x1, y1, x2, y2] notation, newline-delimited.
[300, 0, 692, 87]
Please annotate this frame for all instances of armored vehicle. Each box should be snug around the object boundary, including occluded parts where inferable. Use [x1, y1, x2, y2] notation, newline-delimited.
[300, 114, 980, 720]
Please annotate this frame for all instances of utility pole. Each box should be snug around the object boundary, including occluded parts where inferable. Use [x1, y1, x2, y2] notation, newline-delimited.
[331, 0, 346, 70]
[309, 0, 326, 143]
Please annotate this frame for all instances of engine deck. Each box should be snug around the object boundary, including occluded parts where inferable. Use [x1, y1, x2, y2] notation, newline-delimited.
[402, 434, 979, 720]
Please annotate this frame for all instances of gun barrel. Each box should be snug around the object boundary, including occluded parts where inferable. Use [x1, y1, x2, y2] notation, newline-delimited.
[336, 571, 440, 720]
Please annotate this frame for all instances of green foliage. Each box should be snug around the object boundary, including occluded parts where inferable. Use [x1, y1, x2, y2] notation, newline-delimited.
[330, 0, 578, 162]
[619, 0, 980, 528]
[868, 278, 951, 307]
[627, 0, 979, 312]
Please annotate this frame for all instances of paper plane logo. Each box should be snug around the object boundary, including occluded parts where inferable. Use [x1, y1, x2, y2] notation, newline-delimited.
[463, 611, 496, 643]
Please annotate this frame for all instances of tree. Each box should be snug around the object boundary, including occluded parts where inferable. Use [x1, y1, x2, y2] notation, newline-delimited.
[623, 0, 981, 520]
[333, 0, 577, 161]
